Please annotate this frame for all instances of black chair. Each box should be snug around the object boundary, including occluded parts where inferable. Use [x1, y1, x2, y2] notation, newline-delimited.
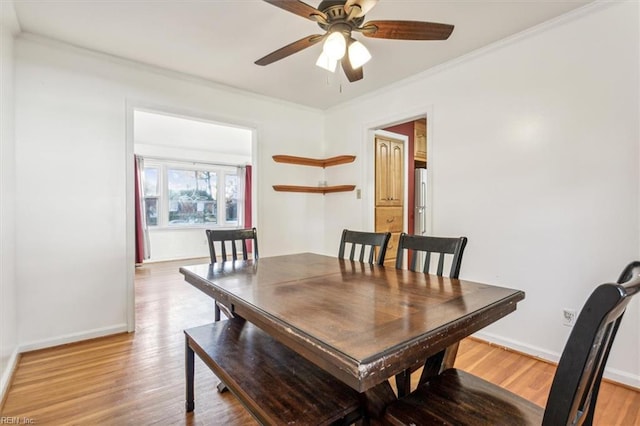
[338, 229, 391, 266]
[206, 227, 258, 264]
[395, 233, 468, 277]
[617, 260, 640, 283]
[205, 227, 258, 321]
[579, 260, 640, 425]
[383, 262, 640, 426]
[394, 233, 468, 396]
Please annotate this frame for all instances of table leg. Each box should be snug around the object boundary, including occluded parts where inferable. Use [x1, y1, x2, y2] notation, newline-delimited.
[185, 337, 195, 412]
[394, 370, 411, 398]
[360, 380, 397, 421]
[214, 301, 221, 321]
[394, 341, 462, 398]
[441, 341, 460, 370]
[418, 342, 461, 387]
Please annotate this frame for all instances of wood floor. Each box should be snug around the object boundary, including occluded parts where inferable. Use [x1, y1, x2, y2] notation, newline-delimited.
[2, 258, 639, 425]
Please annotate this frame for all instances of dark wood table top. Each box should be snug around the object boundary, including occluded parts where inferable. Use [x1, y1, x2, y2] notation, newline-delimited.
[180, 252, 525, 392]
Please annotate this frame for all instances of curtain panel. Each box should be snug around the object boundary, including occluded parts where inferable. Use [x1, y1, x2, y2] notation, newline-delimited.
[135, 156, 150, 263]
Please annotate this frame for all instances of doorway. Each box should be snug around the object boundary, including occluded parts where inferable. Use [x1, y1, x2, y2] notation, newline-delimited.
[368, 114, 432, 266]
[133, 109, 253, 263]
[127, 106, 255, 332]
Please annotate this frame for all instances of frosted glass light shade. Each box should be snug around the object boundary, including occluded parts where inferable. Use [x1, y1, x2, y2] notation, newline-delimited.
[348, 40, 371, 69]
[316, 51, 337, 72]
[323, 32, 346, 61]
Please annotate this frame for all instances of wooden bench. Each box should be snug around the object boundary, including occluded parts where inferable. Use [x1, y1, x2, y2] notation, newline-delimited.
[184, 318, 363, 425]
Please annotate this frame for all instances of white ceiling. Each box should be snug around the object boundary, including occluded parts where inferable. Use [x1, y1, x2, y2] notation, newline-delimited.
[134, 110, 252, 156]
[13, 0, 594, 110]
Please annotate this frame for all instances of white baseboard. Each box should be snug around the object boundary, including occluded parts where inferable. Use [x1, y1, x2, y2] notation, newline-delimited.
[473, 330, 563, 361]
[474, 331, 640, 389]
[0, 347, 20, 404]
[19, 324, 129, 353]
[602, 366, 640, 390]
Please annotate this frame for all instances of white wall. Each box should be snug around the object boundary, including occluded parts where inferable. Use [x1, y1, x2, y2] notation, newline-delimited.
[0, 0, 19, 401]
[323, 2, 640, 387]
[14, 35, 326, 349]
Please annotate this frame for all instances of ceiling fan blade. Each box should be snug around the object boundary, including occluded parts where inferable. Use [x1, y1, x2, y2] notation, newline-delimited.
[344, 0, 378, 18]
[262, 0, 327, 22]
[341, 56, 363, 83]
[255, 35, 325, 66]
[361, 20, 454, 40]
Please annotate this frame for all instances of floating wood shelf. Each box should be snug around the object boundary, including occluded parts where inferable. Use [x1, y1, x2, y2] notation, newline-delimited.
[272, 154, 356, 194]
[272, 155, 356, 168]
[273, 185, 356, 194]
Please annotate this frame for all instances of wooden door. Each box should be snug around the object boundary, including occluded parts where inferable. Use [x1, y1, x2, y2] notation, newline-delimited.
[389, 140, 404, 206]
[375, 137, 391, 206]
[375, 136, 404, 207]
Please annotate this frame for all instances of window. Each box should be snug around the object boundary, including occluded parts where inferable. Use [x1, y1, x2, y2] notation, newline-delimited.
[143, 160, 241, 228]
[225, 174, 238, 223]
[143, 167, 159, 226]
[167, 168, 216, 225]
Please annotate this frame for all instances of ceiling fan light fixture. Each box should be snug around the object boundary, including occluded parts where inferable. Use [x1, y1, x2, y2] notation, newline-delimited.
[316, 51, 338, 72]
[322, 31, 347, 60]
[348, 40, 371, 69]
[257, 0, 454, 84]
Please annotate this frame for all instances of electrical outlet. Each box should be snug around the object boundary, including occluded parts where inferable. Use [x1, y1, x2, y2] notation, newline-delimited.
[562, 308, 577, 327]
[356, 189, 361, 199]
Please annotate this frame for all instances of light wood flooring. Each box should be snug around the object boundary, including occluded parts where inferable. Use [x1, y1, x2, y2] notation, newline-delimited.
[1, 258, 638, 425]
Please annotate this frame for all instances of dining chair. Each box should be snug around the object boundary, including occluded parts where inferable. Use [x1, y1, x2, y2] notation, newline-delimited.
[338, 229, 391, 266]
[395, 233, 468, 277]
[205, 227, 258, 321]
[394, 233, 468, 396]
[579, 260, 640, 424]
[383, 261, 640, 426]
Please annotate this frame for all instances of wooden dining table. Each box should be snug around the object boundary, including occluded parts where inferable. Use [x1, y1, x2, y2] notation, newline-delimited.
[179, 252, 525, 420]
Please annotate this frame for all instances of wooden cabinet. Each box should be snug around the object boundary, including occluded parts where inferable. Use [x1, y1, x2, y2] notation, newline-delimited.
[375, 136, 404, 207]
[414, 119, 426, 163]
[375, 207, 403, 233]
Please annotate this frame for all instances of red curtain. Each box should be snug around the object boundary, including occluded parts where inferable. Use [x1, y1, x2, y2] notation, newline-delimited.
[244, 165, 252, 229]
[134, 157, 145, 264]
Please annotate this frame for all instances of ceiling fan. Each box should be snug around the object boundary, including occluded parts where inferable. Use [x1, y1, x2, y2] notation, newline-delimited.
[255, 0, 454, 83]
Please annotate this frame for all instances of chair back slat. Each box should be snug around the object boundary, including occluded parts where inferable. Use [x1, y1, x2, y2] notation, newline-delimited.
[206, 228, 259, 264]
[220, 241, 228, 261]
[349, 244, 358, 262]
[395, 233, 468, 278]
[366, 247, 374, 264]
[240, 240, 248, 260]
[231, 241, 238, 260]
[436, 253, 445, 276]
[338, 229, 391, 266]
[421, 252, 431, 274]
[542, 267, 640, 425]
